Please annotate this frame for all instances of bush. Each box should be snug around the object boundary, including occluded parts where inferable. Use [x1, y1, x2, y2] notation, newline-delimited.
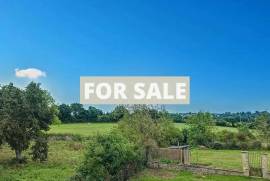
[118, 107, 181, 149]
[73, 132, 144, 181]
[186, 112, 215, 146]
[31, 134, 48, 162]
[238, 142, 249, 150]
[250, 141, 262, 150]
[156, 117, 183, 147]
[211, 142, 224, 150]
[97, 114, 113, 122]
[48, 133, 83, 141]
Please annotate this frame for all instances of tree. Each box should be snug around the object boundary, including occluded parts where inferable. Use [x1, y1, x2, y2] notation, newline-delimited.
[58, 104, 73, 123]
[186, 112, 215, 146]
[0, 82, 55, 161]
[111, 105, 129, 122]
[87, 106, 103, 122]
[255, 112, 270, 144]
[70, 103, 86, 122]
[117, 106, 181, 161]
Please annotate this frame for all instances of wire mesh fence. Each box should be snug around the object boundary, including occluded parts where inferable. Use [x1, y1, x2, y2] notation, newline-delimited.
[190, 148, 243, 171]
[249, 152, 261, 169]
[248, 152, 262, 177]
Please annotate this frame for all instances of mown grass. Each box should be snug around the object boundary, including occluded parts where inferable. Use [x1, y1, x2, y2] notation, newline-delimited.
[48, 123, 237, 137]
[48, 123, 116, 136]
[130, 169, 266, 181]
[191, 149, 243, 170]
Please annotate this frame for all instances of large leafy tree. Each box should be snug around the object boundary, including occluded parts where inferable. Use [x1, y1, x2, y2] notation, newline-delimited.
[255, 112, 270, 144]
[111, 105, 129, 122]
[58, 104, 73, 123]
[70, 103, 87, 122]
[186, 112, 215, 146]
[87, 106, 103, 122]
[0, 82, 54, 161]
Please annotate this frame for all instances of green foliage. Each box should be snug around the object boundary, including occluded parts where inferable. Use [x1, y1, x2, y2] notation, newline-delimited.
[169, 113, 184, 123]
[74, 132, 144, 181]
[58, 104, 129, 123]
[117, 107, 181, 149]
[110, 105, 129, 122]
[118, 110, 159, 149]
[87, 106, 103, 122]
[215, 127, 261, 150]
[52, 115, 62, 125]
[31, 133, 48, 161]
[58, 104, 73, 123]
[186, 112, 215, 146]
[51, 105, 61, 125]
[255, 112, 270, 143]
[156, 117, 183, 147]
[236, 124, 254, 142]
[0, 82, 54, 161]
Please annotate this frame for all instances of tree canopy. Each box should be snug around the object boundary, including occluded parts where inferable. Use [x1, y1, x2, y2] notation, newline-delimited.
[0, 82, 55, 161]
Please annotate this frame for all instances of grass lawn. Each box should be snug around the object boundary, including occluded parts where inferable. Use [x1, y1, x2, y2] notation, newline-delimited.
[191, 149, 243, 170]
[48, 123, 237, 137]
[1, 140, 269, 180]
[0, 140, 85, 181]
[0, 123, 262, 180]
[130, 169, 266, 181]
[48, 122, 116, 136]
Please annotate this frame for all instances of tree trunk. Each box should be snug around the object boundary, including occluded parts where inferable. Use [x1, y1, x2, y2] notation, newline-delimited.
[15, 149, 22, 161]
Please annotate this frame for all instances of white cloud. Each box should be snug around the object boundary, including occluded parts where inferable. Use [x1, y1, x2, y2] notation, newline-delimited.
[15, 68, 46, 79]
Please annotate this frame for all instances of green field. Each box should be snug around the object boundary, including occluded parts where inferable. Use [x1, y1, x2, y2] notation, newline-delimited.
[1, 140, 267, 181]
[131, 169, 266, 181]
[48, 123, 237, 137]
[0, 140, 84, 181]
[48, 123, 116, 136]
[0, 123, 263, 181]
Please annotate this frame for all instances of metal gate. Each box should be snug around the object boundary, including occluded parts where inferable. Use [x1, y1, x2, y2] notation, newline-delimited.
[249, 152, 262, 177]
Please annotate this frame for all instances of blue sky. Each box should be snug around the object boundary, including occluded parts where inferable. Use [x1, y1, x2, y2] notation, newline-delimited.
[0, 0, 270, 113]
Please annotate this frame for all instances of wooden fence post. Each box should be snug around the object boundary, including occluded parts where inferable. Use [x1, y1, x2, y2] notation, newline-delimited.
[261, 154, 269, 179]
[241, 151, 250, 176]
[183, 147, 190, 165]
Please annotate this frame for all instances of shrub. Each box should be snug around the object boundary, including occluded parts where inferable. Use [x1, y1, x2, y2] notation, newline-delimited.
[118, 107, 181, 149]
[250, 140, 262, 150]
[186, 112, 215, 146]
[156, 117, 183, 147]
[238, 142, 249, 150]
[31, 134, 48, 162]
[48, 133, 83, 141]
[211, 142, 224, 150]
[215, 130, 237, 149]
[73, 132, 144, 181]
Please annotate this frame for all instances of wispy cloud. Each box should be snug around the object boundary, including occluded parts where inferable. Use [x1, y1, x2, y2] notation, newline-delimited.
[15, 68, 46, 79]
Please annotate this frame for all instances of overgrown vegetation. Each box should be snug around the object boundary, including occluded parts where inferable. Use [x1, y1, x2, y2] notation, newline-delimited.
[73, 106, 180, 180]
[57, 103, 270, 129]
[1, 82, 269, 181]
[0, 82, 56, 162]
[72, 133, 144, 181]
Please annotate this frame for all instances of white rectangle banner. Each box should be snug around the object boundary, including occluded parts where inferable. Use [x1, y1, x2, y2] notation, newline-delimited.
[80, 76, 190, 104]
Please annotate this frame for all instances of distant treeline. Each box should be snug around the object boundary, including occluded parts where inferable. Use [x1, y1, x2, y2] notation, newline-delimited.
[58, 104, 128, 123]
[58, 103, 268, 128]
